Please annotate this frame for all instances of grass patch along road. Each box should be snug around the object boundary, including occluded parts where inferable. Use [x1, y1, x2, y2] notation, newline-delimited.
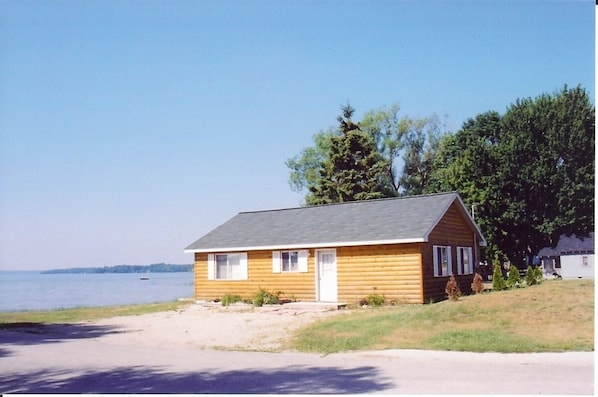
[0, 300, 192, 324]
[291, 279, 594, 354]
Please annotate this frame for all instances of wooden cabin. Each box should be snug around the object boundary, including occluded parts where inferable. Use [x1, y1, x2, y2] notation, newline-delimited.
[184, 192, 486, 304]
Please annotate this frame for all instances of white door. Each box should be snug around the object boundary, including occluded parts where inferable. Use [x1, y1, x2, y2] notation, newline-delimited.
[317, 250, 337, 302]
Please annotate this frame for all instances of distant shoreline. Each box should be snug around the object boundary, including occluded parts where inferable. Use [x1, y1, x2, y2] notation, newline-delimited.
[40, 263, 192, 274]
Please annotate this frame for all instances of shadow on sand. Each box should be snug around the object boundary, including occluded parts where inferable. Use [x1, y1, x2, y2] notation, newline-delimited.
[0, 364, 394, 394]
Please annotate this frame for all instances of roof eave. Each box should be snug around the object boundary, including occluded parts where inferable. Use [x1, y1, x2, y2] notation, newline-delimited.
[184, 237, 427, 254]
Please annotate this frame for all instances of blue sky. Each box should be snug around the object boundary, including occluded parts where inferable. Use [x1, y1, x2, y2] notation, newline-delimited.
[0, 0, 594, 270]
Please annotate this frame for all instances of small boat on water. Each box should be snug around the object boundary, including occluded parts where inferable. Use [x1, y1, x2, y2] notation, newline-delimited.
[140, 276, 149, 281]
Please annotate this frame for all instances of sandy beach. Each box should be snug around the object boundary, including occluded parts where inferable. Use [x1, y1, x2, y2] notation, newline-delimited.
[90, 302, 347, 351]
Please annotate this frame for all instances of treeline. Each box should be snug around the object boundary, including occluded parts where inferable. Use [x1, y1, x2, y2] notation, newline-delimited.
[42, 263, 193, 274]
[287, 85, 594, 266]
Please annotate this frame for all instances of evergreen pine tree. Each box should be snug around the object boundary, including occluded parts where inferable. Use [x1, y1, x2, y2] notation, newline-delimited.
[310, 104, 389, 204]
[506, 264, 522, 288]
[525, 266, 544, 286]
[492, 261, 507, 291]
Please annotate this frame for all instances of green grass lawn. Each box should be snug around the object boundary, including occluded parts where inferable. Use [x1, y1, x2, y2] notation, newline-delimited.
[0, 300, 192, 324]
[290, 279, 594, 354]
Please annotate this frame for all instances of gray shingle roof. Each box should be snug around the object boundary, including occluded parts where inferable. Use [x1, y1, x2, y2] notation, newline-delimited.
[185, 192, 486, 252]
[538, 233, 594, 257]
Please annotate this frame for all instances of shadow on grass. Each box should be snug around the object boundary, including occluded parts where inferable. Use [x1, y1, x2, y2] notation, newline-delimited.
[0, 322, 124, 346]
[0, 365, 394, 394]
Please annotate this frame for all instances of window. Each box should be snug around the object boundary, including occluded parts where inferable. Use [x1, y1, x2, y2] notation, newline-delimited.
[216, 254, 240, 279]
[207, 253, 248, 280]
[281, 251, 299, 272]
[272, 250, 308, 273]
[433, 245, 452, 277]
[457, 247, 473, 275]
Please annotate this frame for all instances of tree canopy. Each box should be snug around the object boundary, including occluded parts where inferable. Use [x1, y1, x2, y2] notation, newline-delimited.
[286, 104, 444, 204]
[286, 85, 594, 266]
[427, 85, 594, 265]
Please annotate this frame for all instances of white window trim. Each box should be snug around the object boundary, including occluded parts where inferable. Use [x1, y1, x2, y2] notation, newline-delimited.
[207, 252, 248, 280]
[273, 250, 308, 273]
[457, 247, 473, 275]
[433, 245, 452, 277]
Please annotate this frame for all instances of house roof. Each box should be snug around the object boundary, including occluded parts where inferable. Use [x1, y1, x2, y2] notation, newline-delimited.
[537, 232, 595, 257]
[184, 192, 487, 253]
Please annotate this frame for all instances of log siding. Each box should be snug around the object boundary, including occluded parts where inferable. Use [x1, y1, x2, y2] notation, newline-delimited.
[423, 202, 477, 302]
[194, 250, 316, 302]
[194, 244, 425, 304]
[336, 244, 424, 304]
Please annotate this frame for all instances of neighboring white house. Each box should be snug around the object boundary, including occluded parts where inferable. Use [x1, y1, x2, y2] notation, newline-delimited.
[538, 233, 594, 279]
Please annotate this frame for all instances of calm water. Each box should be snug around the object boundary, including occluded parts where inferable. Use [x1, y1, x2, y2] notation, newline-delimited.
[0, 271, 194, 312]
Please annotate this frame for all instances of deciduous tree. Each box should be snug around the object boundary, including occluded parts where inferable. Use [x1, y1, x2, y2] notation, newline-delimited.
[428, 85, 594, 266]
[286, 128, 336, 203]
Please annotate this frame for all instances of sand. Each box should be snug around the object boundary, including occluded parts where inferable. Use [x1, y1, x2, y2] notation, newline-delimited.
[90, 302, 347, 351]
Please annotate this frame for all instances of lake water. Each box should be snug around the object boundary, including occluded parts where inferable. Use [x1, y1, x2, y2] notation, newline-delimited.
[0, 271, 194, 312]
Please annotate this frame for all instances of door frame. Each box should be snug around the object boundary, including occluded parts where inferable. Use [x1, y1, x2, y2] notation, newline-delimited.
[315, 248, 338, 302]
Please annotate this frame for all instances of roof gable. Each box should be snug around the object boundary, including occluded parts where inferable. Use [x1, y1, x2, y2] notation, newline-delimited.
[185, 192, 486, 253]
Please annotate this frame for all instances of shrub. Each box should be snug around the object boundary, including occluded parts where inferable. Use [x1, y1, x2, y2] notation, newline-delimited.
[492, 262, 507, 291]
[506, 265, 522, 289]
[252, 288, 280, 307]
[471, 273, 485, 294]
[445, 275, 461, 300]
[365, 294, 386, 307]
[525, 266, 543, 286]
[221, 293, 242, 307]
[534, 266, 544, 284]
